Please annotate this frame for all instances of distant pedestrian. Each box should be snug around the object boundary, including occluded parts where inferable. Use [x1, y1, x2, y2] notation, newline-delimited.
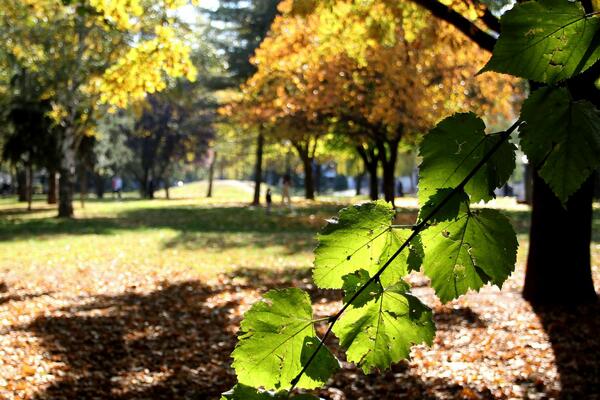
[397, 180, 404, 197]
[112, 175, 123, 199]
[281, 174, 292, 207]
[265, 187, 272, 214]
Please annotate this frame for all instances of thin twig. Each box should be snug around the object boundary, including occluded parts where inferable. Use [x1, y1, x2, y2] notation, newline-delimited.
[390, 224, 416, 229]
[287, 119, 522, 394]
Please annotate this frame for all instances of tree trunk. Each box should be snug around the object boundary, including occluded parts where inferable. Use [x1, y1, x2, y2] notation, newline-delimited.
[523, 163, 533, 204]
[522, 47, 599, 306]
[293, 144, 315, 200]
[58, 135, 76, 218]
[16, 168, 27, 202]
[164, 177, 170, 199]
[94, 173, 104, 199]
[47, 169, 57, 204]
[207, 151, 216, 198]
[381, 165, 395, 204]
[523, 172, 596, 305]
[303, 156, 315, 200]
[378, 139, 399, 206]
[355, 171, 365, 196]
[141, 168, 155, 199]
[26, 161, 33, 211]
[356, 144, 378, 200]
[147, 178, 155, 199]
[252, 133, 264, 205]
[315, 163, 322, 194]
[368, 163, 378, 200]
[58, 169, 74, 217]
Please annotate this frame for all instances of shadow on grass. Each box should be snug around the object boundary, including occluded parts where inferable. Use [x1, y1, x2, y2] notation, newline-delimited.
[8, 267, 541, 400]
[162, 231, 315, 254]
[16, 280, 238, 399]
[533, 301, 600, 398]
[0, 291, 53, 306]
[0, 201, 562, 245]
[0, 205, 325, 240]
[0, 203, 348, 257]
[0, 208, 53, 217]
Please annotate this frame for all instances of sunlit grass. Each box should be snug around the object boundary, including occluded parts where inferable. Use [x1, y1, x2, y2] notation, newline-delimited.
[0, 180, 598, 291]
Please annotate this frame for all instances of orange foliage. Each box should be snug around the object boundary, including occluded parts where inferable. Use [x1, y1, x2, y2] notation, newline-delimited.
[229, 0, 520, 141]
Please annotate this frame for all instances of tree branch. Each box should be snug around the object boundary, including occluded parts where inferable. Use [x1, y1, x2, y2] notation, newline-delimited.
[480, 8, 501, 33]
[288, 118, 522, 394]
[408, 0, 497, 52]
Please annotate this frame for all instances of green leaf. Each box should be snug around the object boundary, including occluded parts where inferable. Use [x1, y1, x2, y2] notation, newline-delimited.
[480, 0, 600, 83]
[220, 384, 320, 400]
[313, 201, 413, 288]
[419, 188, 470, 224]
[520, 86, 600, 203]
[421, 209, 517, 303]
[418, 113, 515, 205]
[341, 269, 380, 308]
[333, 272, 435, 373]
[406, 235, 424, 273]
[231, 288, 338, 390]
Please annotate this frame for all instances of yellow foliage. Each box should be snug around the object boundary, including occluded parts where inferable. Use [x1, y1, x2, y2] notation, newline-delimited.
[48, 103, 68, 123]
[3, 0, 198, 124]
[89, 0, 143, 30]
[85, 26, 197, 109]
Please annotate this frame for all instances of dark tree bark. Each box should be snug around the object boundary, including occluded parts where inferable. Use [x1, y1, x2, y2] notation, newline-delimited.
[523, 163, 533, 205]
[94, 173, 104, 199]
[16, 168, 27, 202]
[355, 170, 365, 196]
[408, 0, 496, 52]
[26, 161, 33, 211]
[147, 178, 155, 199]
[523, 173, 596, 305]
[47, 169, 57, 204]
[292, 141, 316, 200]
[356, 144, 378, 200]
[301, 156, 315, 200]
[523, 48, 600, 305]
[164, 178, 170, 199]
[252, 133, 264, 205]
[207, 151, 216, 198]
[368, 165, 378, 200]
[58, 169, 74, 218]
[376, 138, 400, 206]
[140, 168, 156, 199]
[315, 163, 322, 194]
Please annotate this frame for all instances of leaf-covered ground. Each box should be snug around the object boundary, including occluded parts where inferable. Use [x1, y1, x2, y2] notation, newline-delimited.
[1, 182, 599, 399]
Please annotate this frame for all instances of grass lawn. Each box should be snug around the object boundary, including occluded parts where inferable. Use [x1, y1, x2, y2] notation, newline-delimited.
[0, 180, 598, 399]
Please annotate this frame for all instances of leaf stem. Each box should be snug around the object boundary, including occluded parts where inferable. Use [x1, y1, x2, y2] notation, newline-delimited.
[390, 224, 416, 229]
[287, 118, 522, 395]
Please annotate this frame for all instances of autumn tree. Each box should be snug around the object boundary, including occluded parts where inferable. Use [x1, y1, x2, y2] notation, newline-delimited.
[123, 87, 214, 199]
[203, 0, 280, 204]
[0, 68, 62, 207]
[0, 0, 197, 217]
[236, 0, 518, 203]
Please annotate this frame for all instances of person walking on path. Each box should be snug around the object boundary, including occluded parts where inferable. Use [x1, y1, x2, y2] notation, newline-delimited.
[265, 187, 273, 214]
[112, 175, 123, 199]
[265, 187, 272, 214]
